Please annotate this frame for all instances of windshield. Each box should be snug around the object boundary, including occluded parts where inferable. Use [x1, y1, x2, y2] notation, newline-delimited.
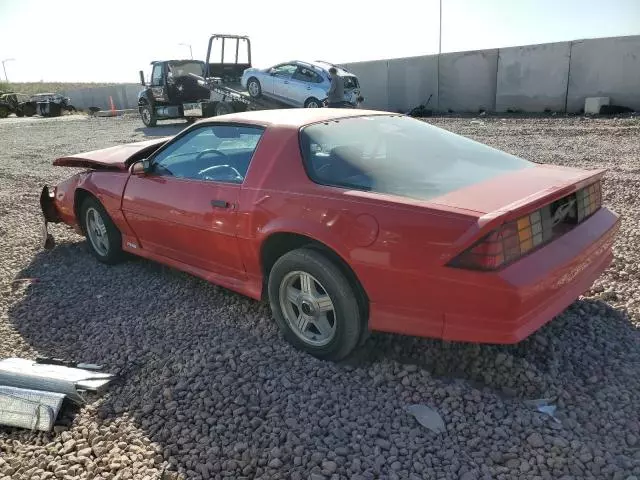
[168, 61, 204, 77]
[299, 115, 534, 201]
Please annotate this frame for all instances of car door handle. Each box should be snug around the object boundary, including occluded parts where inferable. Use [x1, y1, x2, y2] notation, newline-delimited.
[211, 199, 231, 209]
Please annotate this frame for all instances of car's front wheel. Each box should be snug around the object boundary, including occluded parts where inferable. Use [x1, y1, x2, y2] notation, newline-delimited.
[79, 196, 124, 265]
[268, 248, 362, 361]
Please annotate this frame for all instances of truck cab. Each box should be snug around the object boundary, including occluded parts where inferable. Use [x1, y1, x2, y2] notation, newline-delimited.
[137, 34, 261, 127]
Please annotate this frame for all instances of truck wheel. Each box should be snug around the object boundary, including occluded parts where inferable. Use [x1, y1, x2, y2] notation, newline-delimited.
[0, 106, 9, 118]
[247, 78, 262, 98]
[304, 97, 322, 108]
[215, 102, 233, 116]
[140, 104, 157, 127]
[16, 109, 24, 117]
[268, 248, 363, 361]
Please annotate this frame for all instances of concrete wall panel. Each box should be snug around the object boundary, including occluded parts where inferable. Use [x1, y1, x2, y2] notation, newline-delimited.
[62, 84, 140, 110]
[496, 42, 571, 112]
[439, 49, 498, 112]
[567, 35, 640, 112]
[387, 55, 438, 113]
[340, 60, 390, 110]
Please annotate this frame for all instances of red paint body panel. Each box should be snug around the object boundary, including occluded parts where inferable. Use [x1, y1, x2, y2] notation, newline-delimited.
[43, 109, 620, 345]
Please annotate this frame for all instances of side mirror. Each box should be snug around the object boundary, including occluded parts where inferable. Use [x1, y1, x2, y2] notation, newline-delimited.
[139, 70, 146, 86]
[130, 159, 151, 175]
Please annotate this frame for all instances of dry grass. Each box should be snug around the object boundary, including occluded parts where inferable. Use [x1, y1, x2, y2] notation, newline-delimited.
[4, 82, 128, 96]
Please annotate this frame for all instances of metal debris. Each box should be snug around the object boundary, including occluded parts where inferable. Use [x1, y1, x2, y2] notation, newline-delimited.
[0, 385, 66, 431]
[404, 404, 446, 433]
[0, 357, 114, 405]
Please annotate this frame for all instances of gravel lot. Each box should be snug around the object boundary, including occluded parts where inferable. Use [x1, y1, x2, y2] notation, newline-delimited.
[1, 113, 639, 480]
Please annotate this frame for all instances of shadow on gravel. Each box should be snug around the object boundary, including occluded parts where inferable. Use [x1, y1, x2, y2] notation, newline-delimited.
[6, 236, 640, 479]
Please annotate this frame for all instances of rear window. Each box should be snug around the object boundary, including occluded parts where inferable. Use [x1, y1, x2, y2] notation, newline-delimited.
[299, 115, 534, 201]
[343, 76, 359, 89]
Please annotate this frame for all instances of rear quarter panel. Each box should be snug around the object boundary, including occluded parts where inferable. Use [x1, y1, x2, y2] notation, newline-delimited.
[239, 127, 478, 326]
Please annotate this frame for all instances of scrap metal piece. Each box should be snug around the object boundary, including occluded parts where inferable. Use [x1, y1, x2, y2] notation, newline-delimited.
[0, 358, 114, 405]
[0, 386, 65, 431]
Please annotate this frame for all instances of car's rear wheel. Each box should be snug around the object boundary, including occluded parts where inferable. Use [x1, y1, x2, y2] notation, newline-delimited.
[79, 196, 123, 265]
[0, 106, 8, 118]
[268, 248, 362, 361]
[247, 78, 262, 98]
[304, 97, 322, 108]
[140, 103, 157, 127]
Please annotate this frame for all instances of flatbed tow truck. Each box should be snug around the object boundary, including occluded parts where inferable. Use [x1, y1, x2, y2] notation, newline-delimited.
[137, 34, 290, 126]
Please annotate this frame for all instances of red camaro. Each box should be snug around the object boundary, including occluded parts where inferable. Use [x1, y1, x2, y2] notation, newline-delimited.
[40, 109, 620, 360]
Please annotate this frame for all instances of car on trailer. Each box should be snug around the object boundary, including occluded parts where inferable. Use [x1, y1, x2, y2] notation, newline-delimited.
[241, 60, 363, 108]
[39, 108, 619, 361]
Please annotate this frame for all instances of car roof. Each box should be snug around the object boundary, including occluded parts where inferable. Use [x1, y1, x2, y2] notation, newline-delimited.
[200, 108, 395, 129]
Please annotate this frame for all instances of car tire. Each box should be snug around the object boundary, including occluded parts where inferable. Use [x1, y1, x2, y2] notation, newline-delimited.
[140, 103, 157, 127]
[268, 248, 362, 361]
[0, 106, 8, 118]
[79, 196, 124, 265]
[304, 97, 322, 108]
[247, 78, 262, 98]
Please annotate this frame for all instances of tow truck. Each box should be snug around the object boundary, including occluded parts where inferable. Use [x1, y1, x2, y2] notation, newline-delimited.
[137, 34, 289, 127]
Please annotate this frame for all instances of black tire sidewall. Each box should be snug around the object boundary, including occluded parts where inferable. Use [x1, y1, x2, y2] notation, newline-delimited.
[79, 197, 123, 264]
[304, 98, 321, 108]
[140, 104, 156, 127]
[268, 248, 361, 361]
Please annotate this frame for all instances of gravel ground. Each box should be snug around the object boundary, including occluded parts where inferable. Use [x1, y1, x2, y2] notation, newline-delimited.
[1, 114, 639, 480]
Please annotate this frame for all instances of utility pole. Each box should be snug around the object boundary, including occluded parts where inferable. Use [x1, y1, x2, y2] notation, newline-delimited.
[179, 43, 193, 60]
[436, 0, 442, 112]
[2, 58, 15, 83]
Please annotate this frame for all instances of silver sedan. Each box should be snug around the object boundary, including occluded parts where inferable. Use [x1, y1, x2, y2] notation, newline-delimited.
[240, 60, 363, 108]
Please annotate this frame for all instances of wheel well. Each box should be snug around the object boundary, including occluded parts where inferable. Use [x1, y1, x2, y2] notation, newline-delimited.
[74, 188, 94, 233]
[261, 232, 369, 324]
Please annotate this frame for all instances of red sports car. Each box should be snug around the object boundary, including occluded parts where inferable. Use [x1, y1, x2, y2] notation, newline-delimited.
[40, 109, 620, 360]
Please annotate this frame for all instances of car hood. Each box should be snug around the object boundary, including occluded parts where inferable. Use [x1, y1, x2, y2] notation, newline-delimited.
[53, 137, 172, 170]
[429, 163, 606, 215]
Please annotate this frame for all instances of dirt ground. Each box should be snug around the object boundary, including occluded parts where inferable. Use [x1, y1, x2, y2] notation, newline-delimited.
[1, 113, 639, 480]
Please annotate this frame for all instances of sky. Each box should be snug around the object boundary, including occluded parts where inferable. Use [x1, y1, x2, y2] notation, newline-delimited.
[0, 0, 639, 83]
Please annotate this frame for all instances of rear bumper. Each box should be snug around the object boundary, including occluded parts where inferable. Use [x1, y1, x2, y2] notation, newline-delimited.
[370, 207, 620, 344]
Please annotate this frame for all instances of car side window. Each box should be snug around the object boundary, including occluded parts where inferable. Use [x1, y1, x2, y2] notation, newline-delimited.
[292, 67, 322, 84]
[150, 124, 265, 183]
[151, 65, 164, 86]
[271, 64, 298, 77]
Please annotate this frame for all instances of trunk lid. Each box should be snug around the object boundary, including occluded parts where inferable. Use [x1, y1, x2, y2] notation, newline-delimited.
[430, 164, 606, 218]
[53, 137, 171, 171]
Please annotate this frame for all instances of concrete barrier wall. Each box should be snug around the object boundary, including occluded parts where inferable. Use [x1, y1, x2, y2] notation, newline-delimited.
[496, 42, 571, 112]
[63, 35, 640, 114]
[387, 55, 439, 113]
[61, 84, 140, 110]
[566, 36, 640, 112]
[439, 49, 498, 113]
[340, 60, 390, 110]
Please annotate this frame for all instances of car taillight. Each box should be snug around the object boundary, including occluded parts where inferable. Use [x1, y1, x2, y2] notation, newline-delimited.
[450, 181, 602, 271]
[576, 180, 602, 221]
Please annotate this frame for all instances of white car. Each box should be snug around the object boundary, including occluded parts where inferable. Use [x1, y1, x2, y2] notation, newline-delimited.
[240, 60, 363, 108]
